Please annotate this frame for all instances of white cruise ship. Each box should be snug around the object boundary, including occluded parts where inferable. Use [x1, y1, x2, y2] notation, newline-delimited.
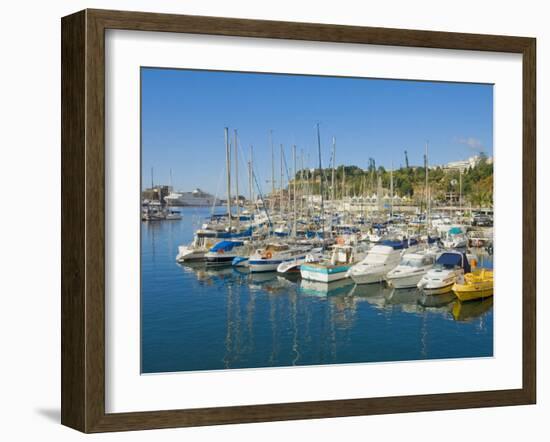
[164, 188, 220, 206]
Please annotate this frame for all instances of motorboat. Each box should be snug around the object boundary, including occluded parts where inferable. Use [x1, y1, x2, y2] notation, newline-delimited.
[248, 242, 313, 273]
[276, 247, 324, 274]
[346, 241, 404, 285]
[165, 209, 182, 220]
[441, 227, 468, 249]
[452, 269, 494, 301]
[417, 251, 475, 295]
[204, 240, 246, 267]
[232, 256, 250, 268]
[386, 251, 437, 289]
[175, 226, 253, 263]
[300, 243, 369, 283]
[176, 229, 222, 262]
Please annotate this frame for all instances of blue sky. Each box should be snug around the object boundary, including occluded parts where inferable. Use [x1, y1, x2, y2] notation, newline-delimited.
[141, 68, 493, 195]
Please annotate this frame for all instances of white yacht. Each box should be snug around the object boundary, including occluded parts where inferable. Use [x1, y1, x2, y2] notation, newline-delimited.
[442, 227, 468, 249]
[204, 240, 249, 267]
[417, 251, 476, 294]
[386, 251, 437, 289]
[248, 242, 313, 273]
[346, 242, 404, 285]
[300, 243, 369, 283]
[276, 248, 324, 274]
[175, 229, 222, 262]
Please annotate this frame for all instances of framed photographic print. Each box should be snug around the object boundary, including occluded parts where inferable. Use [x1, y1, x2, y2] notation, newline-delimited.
[61, 9, 536, 433]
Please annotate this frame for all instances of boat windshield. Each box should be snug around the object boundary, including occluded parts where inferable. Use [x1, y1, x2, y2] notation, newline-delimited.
[364, 248, 393, 264]
[399, 257, 424, 267]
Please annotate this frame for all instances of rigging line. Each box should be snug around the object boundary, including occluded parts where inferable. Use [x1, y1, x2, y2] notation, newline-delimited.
[235, 132, 263, 199]
[252, 169, 273, 231]
[282, 147, 292, 183]
[235, 133, 249, 173]
[236, 132, 267, 201]
[211, 164, 226, 215]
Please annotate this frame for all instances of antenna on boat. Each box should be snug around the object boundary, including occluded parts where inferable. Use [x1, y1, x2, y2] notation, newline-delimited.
[224, 127, 232, 231]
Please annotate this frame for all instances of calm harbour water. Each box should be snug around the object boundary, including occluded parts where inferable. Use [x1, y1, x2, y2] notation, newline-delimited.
[141, 207, 493, 374]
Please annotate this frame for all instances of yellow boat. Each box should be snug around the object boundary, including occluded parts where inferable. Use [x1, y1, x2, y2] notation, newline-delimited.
[452, 269, 493, 302]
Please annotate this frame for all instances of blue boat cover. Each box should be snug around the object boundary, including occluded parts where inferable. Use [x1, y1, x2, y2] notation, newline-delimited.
[436, 252, 470, 272]
[448, 227, 463, 235]
[380, 240, 405, 250]
[210, 240, 244, 252]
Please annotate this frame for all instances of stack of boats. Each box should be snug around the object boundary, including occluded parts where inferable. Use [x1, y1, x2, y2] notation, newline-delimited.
[173, 126, 493, 303]
[176, 215, 493, 302]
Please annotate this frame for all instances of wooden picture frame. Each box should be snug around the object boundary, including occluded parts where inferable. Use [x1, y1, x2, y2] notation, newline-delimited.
[61, 8, 536, 433]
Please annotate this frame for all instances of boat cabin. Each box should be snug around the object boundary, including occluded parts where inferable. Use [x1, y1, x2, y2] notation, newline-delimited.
[435, 252, 471, 272]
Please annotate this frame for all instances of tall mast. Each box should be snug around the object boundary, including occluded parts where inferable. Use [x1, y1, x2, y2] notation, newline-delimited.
[459, 168, 463, 213]
[331, 136, 336, 204]
[234, 129, 240, 230]
[390, 161, 394, 218]
[300, 150, 304, 218]
[151, 167, 157, 202]
[293, 145, 297, 237]
[280, 144, 284, 216]
[425, 141, 430, 230]
[270, 130, 275, 208]
[249, 145, 254, 205]
[342, 166, 346, 200]
[362, 174, 367, 217]
[316, 123, 325, 242]
[224, 127, 232, 231]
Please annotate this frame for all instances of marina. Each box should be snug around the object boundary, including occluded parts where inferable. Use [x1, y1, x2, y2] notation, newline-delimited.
[140, 69, 494, 374]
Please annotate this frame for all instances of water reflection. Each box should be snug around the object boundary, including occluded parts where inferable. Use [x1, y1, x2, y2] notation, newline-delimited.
[166, 262, 493, 371]
[452, 298, 494, 322]
[299, 278, 355, 297]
